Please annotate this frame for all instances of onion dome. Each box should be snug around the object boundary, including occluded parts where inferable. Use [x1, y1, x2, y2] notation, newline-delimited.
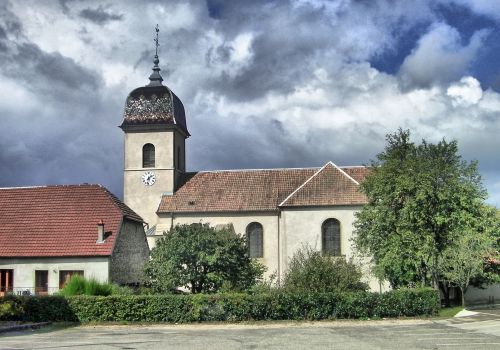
[120, 26, 189, 136]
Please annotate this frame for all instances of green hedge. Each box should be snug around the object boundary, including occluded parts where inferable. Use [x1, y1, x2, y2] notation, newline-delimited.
[0, 288, 439, 323]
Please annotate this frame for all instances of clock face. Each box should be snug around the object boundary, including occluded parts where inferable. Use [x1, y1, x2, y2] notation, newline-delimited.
[141, 171, 156, 186]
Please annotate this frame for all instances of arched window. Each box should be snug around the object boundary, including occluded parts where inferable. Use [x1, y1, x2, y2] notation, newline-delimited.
[142, 143, 155, 168]
[246, 222, 263, 258]
[322, 219, 341, 256]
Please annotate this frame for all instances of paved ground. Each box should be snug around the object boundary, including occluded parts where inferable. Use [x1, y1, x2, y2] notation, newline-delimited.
[0, 309, 499, 350]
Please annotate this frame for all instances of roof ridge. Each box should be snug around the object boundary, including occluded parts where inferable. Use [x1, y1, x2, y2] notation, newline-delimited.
[0, 183, 101, 190]
[278, 163, 329, 207]
[196, 167, 321, 173]
[327, 161, 359, 185]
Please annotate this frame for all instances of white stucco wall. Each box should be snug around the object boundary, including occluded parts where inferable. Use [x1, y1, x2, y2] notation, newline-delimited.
[150, 207, 386, 291]
[0, 257, 109, 294]
[279, 206, 387, 292]
[154, 212, 280, 279]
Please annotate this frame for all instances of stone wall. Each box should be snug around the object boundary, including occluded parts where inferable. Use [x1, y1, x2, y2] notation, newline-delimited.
[109, 219, 150, 285]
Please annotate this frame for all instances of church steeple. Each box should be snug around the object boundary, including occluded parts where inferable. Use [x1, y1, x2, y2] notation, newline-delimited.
[119, 25, 189, 136]
[148, 24, 163, 87]
[121, 25, 189, 227]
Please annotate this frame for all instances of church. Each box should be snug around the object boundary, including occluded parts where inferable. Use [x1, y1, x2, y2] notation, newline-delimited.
[120, 35, 381, 290]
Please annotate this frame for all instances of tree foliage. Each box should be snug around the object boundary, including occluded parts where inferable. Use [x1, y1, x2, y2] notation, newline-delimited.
[281, 245, 368, 293]
[144, 223, 265, 294]
[354, 129, 496, 300]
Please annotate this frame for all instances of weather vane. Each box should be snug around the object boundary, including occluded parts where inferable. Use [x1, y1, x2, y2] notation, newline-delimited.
[154, 24, 160, 57]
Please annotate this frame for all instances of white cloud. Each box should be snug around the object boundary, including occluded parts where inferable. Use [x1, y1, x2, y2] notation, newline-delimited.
[447, 76, 483, 107]
[445, 0, 500, 21]
[398, 23, 489, 88]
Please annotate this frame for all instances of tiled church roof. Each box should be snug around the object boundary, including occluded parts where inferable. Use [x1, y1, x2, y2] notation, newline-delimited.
[157, 163, 370, 213]
[0, 184, 142, 258]
[279, 163, 367, 207]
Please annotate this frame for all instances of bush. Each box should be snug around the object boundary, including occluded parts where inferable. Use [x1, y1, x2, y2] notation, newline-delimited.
[282, 246, 368, 293]
[0, 297, 24, 320]
[145, 223, 265, 294]
[58, 275, 119, 296]
[59, 274, 87, 296]
[0, 288, 439, 323]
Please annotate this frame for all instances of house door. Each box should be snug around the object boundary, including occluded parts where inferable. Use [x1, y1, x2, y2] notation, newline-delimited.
[0, 269, 13, 296]
[35, 270, 49, 295]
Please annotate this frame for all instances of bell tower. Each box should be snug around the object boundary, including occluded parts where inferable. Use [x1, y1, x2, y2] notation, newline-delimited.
[120, 25, 190, 227]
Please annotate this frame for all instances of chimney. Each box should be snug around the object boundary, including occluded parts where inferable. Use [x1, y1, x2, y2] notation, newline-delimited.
[97, 220, 105, 243]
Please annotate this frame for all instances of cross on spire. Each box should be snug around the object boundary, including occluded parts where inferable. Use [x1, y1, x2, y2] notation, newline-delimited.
[154, 24, 160, 57]
[148, 24, 163, 86]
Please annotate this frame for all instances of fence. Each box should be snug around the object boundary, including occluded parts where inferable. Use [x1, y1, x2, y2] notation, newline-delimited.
[0, 287, 60, 296]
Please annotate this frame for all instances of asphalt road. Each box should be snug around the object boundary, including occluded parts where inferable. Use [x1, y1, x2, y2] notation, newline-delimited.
[0, 309, 499, 350]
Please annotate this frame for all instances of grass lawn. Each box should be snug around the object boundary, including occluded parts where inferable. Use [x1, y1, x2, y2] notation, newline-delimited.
[438, 306, 463, 318]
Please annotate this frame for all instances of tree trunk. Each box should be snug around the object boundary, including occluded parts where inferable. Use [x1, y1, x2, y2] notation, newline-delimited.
[439, 282, 451, 307]
[460, 286, 467, 307]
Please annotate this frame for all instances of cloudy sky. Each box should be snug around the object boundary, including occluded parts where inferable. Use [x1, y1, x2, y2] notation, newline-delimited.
[1, 0, 499, 206]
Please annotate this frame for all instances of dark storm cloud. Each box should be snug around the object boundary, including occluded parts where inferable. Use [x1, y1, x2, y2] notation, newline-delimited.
[79, 5, 123, 25]
[0, 1, 122, 196]
[188, 111, 381, 173]
[14, 43, 99, 91]
[1, 0, 500, 206]
[0, 3, 100, 96]
[205, 3, 333, 101]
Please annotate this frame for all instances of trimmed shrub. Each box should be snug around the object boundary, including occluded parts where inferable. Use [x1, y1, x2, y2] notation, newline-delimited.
[0, 296, 24, 320]
[282, 246, 368, 293]
[0, 288, 439, 323]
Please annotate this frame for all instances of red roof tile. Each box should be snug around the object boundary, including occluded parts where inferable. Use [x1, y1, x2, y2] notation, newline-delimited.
[158, 164, 369, 213]
[0, 184, 143, 258]
[279, 162, 367, 206]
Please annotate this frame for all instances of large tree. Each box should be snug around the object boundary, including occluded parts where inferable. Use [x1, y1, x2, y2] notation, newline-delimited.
[144, 223, 265, 294]
[354, 129, 495, 302]
[438, 209, 497, 306]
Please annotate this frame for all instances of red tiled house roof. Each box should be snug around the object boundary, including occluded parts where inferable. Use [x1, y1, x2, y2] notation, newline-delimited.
[158, 163, 370, 213]
[0, 184, 143, 258]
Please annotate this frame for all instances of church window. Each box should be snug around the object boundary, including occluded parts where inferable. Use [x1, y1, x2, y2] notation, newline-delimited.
[143, 143, 155, 168]
[246, 222, 263, 258]
[322, 219, 341, 256]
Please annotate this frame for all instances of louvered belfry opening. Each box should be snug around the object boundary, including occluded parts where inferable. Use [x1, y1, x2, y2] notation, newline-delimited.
[246, 222, 263, 258]
[322, 218, 341, 256]
[142, 143, 155, 168]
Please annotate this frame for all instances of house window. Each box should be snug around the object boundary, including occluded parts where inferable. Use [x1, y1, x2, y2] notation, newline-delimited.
[322, 218, 341, 256]
[35, 270, 49, 295]
[142, 143, 155, 168]
[0, 269, 13, 296]
[246, 222, 263, 258]
[59, 270, 84, 289]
